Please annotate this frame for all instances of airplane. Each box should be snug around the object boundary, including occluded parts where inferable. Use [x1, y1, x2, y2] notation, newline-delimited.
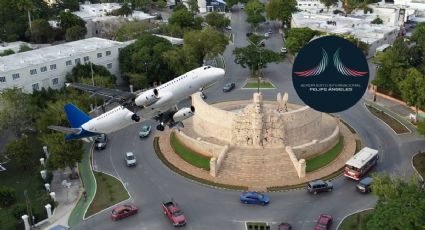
[49, 66, 225, 140]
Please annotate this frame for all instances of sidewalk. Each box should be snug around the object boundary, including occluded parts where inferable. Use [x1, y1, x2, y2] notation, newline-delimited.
[41, 169, 81, 230]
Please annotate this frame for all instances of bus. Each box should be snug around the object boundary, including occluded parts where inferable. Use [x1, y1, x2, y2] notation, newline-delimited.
[344, 147, 379, 180]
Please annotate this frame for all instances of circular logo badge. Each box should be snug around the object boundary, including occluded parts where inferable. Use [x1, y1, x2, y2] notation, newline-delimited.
[292, 36, 369, 113]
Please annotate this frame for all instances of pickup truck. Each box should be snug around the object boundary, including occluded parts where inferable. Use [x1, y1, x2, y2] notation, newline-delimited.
[162, 201, 186, 227]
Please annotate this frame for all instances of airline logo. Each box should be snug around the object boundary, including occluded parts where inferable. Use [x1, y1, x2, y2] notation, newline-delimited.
[292, 36, 369, 113]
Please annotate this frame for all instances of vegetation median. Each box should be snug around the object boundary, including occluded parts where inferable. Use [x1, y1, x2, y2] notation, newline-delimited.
[413, 152, 425, 180]
[365, 104, 410, 134]
[86, 172, 129, 217]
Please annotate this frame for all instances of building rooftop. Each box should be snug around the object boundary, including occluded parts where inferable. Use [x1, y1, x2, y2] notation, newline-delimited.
[292, 12, 399, 44]
[0, 38, 124, 73]
[73, 3, 121, 20]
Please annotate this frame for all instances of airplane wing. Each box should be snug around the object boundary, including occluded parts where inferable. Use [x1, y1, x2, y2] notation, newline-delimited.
[65, 83, 136, 105]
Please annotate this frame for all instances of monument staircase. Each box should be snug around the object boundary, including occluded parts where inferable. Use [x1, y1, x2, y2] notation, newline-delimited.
[217, 147, 299, 189]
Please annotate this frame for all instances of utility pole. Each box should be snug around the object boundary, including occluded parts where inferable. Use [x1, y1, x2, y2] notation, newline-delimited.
[90, 62, 98, 114]
[24, 190, 33, 229]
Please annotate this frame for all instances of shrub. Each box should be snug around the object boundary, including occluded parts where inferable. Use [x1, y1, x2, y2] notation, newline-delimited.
[12, 203, 27, 219]
[0, 186, 17, 207]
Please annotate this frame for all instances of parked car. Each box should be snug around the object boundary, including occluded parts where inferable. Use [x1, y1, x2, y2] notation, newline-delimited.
[240, 3, 245, 9]
[125, 152, 137, 167]
[264, 32, 270, 38]
[278, 222, 292, 230]
[223, 83, 236, 92]
[246, 32, 253, 37]
[226, 25, 232, 30]
[307, 180, 333, 195]
[162, 200, 186, 227]
[240, 191, 270, 205]
[94, 133, 108, 150]
[314, 214, 332, 230]
[111, 204, 138, 221]
[280, 47, 287, 53]
[356, 177, 373, 193]
[268, 29, 272, 34]
[139, 125, 152, 138]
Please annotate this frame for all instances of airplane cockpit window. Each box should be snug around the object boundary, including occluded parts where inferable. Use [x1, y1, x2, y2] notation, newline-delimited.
[203, 66, 211, 70]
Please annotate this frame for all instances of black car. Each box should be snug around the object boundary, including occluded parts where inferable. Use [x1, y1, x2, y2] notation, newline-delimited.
[307, 180, 333, 195]
[246, 32, 253, 37]
[278, 222, 292, 230]
[223, 83, 236, 92]
[94, 134, 108, 150]
[356, 177, 373, 193]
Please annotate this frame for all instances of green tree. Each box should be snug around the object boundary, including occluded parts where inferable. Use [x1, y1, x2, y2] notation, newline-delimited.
[41, 133, 83, 177]
[17, 0, 35, 30]
[5, 137, 39, 170]
[188, 0, 199, 14]
[320, 0, 338, 10]
[233, 36, 282, 77]
[18, 44, 33, 52]
[399, 68, 425, 115]
[183, 27, 229, 63]
[0, 186, 16, 208]
[65, 25, 87, 41]
[168, 7, 194, 29]
[412, 22, 425, 50]
[80, 75, 116, 88]
[162, 46, 199, 75]
[119, 34, 174, 85]
[0, 49, 15, 57]
[54, 0, 80, 12]
[110, 3, 133, 16]
[407, 45, 424, 67]
[285, 27, 318, 54]
[266, 0, 297, 28]
[205, 12, 230, 30]
[0, 88, 37, 137]
[0, 1, 27, 41]
[245, 0, 265, 30]
[366, 174, 425, 229]
[173, 3, 188, 12]
[66, 63, 116, 84]
[371, 16, 383, 24]
[126, 73, 149, 90]
[30, 19, 54, 43]
[115, 21, 155, 41]
[59, 11, 86, 31]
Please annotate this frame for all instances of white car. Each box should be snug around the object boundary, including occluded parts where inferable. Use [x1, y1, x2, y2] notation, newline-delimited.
[264, 32, 270, 38]
[226, 25, 232, 30]
[281, 47, 287, 53]
[125, 152, 137, 167]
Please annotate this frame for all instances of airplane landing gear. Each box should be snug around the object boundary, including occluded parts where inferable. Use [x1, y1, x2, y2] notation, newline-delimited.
[131, 114, 140, 122]
[156, 124, 165, 131]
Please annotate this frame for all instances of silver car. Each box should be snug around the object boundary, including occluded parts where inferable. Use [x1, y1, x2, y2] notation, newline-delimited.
[125, 152, 137, 167]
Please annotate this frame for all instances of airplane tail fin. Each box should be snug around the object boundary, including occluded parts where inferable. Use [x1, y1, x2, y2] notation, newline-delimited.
[64, 103, 92, 128]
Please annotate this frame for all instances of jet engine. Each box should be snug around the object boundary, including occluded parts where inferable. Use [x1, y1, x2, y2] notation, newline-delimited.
[172, 106, 195, 123]
[135, 89, 159, 107]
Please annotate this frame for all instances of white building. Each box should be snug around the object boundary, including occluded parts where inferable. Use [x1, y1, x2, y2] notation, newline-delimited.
[0, 38, 127, 94]
[73, 3, 122, 20]
[291, 12, 400, 56]
[296, 0, 326, 12]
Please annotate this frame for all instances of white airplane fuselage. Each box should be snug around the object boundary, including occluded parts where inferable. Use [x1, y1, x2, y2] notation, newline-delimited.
[81, 66, 225, 134]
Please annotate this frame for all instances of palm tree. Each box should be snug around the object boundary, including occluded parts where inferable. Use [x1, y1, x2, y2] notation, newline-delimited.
[17, 0, 35, 29]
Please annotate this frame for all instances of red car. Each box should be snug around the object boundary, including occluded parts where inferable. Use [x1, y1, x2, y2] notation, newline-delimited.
[315, 214, 332, 230]
[111, 204, 138, 221]
[162, 201, 186, 227]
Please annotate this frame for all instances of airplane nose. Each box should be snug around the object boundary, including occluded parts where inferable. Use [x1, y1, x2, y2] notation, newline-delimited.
[215, 68, 225, 78]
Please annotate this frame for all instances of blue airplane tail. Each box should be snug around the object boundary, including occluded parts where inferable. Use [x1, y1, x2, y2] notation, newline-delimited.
[64, 103, 92, 128]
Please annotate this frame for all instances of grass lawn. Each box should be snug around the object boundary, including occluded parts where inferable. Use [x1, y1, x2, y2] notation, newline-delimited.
[366, 104, 410, 134]
[355, 139, 362, 153]
[86, 172, 129, 217]
[246, 222, 270, 230]
[170, 132, 210, 170]
[338, 209, 374, 230]
[413, 152, 425, 180]
[154, 137, 248, 190]
[306, 136, 344, 172]
[243, 81, 275, 89]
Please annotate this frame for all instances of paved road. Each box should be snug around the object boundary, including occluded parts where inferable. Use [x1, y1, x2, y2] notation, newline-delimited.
[73, 7, 425, 230]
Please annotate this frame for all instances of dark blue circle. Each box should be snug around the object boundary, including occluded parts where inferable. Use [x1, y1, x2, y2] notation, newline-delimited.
[292, 36, 369, 113]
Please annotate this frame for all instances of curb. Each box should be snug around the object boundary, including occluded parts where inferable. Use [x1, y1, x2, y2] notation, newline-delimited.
[411, 152, 424, 183]
[336, 208, 374, 230]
